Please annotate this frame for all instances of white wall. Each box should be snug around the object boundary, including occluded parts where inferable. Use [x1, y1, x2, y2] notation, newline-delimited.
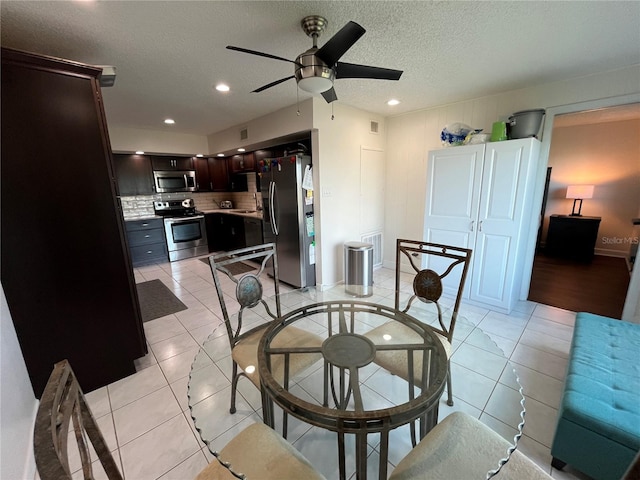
[312, 98, 387, 286]
[207, 100, 314, 154]
[385, 65, 640, 272]
[109, 126, 209, 155]
[1, 285, 38, 480]
[544, 119, 640, 257]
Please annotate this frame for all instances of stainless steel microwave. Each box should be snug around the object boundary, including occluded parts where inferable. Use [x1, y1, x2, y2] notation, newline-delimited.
[153, 170, 197, 193]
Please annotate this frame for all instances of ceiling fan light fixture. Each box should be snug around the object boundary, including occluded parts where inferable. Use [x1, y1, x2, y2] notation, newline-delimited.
[298, 76, 333, 94]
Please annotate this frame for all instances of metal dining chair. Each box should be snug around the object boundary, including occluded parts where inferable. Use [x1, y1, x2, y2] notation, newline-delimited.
[364, 239, 471, 444]
[195, 422, 326, 480]
[207, 243, 322, 437]
[389, 411, 549, 480]
[34, 359, 325, 480]
[34, 360, 124, 480]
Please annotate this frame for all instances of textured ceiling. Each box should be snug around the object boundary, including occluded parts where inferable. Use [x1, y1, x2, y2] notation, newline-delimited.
[2, 1, 640, 137]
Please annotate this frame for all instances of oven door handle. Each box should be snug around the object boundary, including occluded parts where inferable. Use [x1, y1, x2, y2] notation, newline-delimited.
[165, 215, 205, 223]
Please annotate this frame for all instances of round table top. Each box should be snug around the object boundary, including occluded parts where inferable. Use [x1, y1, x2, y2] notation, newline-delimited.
[257, 298, 448, 433]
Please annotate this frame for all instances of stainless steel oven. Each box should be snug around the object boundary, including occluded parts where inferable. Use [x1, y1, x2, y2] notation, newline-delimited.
[154, 199, 208, 261]
[163, 215, 208, 261]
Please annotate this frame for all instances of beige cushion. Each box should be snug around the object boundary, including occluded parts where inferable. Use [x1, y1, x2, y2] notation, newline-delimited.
[196, 423, 326, 480]
[389, 412, 552, 480]
[364, 321, 450, 388]
[233, 325, 322, 386]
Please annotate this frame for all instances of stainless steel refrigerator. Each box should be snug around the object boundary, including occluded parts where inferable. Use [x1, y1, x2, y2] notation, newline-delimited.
[260, 154, 316, 288]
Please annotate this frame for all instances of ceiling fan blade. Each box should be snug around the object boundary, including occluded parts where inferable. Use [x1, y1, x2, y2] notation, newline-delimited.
[321, 87, 338, 103]
[315, 21, 366, 66]
[252, 76, 295, 93]
[335, 62, 403, 80]
[226, 46, 301, 66]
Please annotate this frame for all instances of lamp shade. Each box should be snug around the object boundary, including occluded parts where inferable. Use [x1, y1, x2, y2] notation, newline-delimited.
[297, 76, 333, 94]
[566, 185, 594, 199]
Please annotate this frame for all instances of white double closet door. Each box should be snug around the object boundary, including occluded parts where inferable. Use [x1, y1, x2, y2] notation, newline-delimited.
[424, 138, 541, 312]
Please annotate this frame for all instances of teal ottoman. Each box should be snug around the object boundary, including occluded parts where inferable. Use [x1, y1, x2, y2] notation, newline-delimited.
[551, 312, 640, 480]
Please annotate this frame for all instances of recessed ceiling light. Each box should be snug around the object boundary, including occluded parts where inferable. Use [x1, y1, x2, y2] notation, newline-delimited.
[164, 118, 175, 125]
[135, 150, 144, 155]
[215, 84, 230, 92]
[237, 148, 245, 152]
[217, 153, 225, 157]
[387, 99, 400, 106]
[196, 154, 203, 157]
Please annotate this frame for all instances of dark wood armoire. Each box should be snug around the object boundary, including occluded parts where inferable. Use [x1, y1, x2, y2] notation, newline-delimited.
[1, 47, 147, 397]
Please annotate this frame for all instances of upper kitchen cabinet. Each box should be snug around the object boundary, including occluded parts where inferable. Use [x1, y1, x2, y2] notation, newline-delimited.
[209, 157, 230, 191]
[228, 152, 256, 173]
[194, 156, 212, 191]
[194, 156, 229, 191]
[1, 47, 147, 397]
[424, 138, 541, 313]
[151, 155, 193, 170]
[113, 153, 154, 195]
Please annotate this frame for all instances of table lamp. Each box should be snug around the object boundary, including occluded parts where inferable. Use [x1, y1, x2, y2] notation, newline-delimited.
[566, 185, 594, 216]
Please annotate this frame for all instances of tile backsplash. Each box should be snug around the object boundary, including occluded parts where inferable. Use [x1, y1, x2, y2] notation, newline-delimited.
[120, 191, 261, 219]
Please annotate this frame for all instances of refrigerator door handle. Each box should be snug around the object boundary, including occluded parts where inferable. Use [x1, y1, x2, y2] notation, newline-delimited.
[269, 181, 279, 235]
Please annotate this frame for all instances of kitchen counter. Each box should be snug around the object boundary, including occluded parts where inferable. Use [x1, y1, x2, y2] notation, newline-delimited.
[201, 208, 263, 219]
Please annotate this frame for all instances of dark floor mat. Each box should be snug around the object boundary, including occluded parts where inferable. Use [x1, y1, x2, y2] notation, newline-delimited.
[136, 279, 187, 322]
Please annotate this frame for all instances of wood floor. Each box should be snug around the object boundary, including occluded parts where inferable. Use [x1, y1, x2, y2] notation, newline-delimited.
[528, 253, 631, 319]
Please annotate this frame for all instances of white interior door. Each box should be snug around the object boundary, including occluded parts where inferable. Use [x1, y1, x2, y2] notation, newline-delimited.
[423, 144, 484, 295]
[360, 147, 385, 235]
[470, 139, 536, 308]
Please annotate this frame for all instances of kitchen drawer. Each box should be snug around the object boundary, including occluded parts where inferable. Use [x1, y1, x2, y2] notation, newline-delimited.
[126, 217, 163, 232]
[127, 228, 166, 246]
[129, 243, 168, 265]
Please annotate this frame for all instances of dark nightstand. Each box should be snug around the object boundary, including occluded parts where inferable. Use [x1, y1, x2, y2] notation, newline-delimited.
[545, 214, 601, 262]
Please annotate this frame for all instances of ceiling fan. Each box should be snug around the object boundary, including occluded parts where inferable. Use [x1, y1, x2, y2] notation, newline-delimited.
[226, 15, 403, 103]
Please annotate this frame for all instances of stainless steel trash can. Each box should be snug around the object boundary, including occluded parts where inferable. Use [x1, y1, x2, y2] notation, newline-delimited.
[344, 241, 374, 297]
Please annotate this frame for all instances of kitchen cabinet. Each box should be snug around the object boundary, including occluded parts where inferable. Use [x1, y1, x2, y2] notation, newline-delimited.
[424, 138, 541, 312]
[229, 152, 256, 173]
[209, 157, 230, 191]
[194, 156, 229, 192]
[151, 155, 193, 170]
[206, 213, 241, 251]
[206, 213, 262, 251]
[206, 213, 224, 251]
[243, 217, 264, 247]
[1, 47, 147, 397]
[546, 215, 601, 262]
[194, 156, 212, 191]
[125, 218, 168, 266]
[113, 154, 155, 195]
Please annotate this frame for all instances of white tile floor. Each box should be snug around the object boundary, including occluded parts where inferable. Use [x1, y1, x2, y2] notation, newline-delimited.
[78, 255, 593, 480]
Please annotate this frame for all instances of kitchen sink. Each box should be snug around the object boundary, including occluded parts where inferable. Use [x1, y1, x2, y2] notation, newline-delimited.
[235, 210, 257, 214]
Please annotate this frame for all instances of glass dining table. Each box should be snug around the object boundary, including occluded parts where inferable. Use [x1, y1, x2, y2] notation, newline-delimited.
[188, 285, 525, 480]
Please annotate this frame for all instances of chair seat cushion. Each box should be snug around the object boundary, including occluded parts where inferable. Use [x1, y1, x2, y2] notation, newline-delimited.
[364, 321, 450, 387]
[389, 412, 551, 479]
[195, 423, 326, 480]
[233, 325, 323, 386]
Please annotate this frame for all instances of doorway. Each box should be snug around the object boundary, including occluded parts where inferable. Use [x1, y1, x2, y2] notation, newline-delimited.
[526, 94, 640, 318]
